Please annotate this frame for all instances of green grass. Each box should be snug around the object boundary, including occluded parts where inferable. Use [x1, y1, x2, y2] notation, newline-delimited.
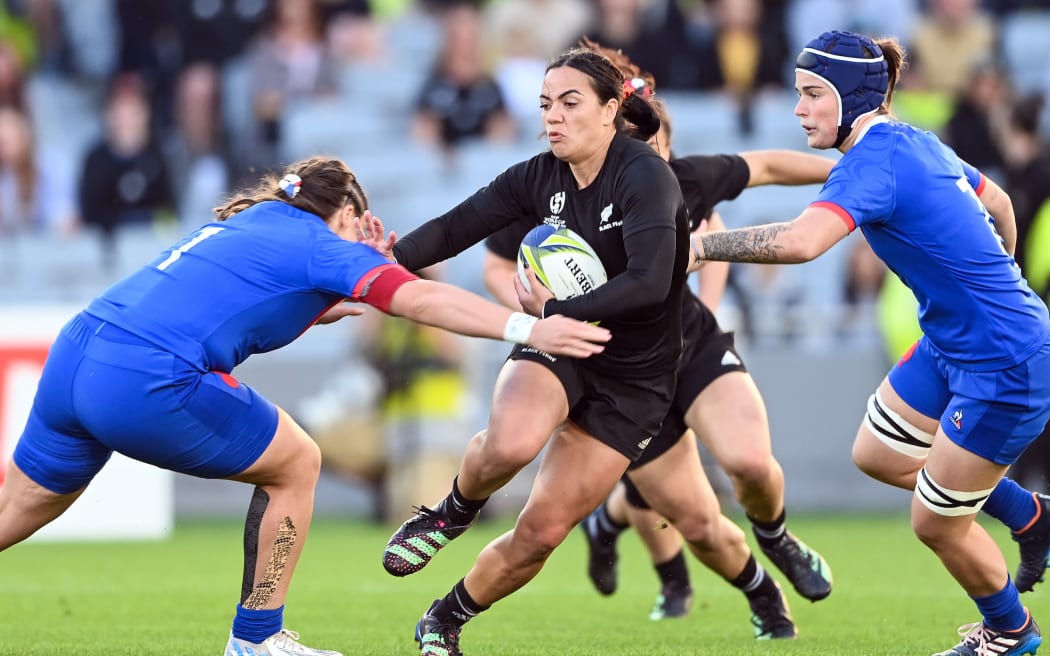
[2, 513, 1047, 655]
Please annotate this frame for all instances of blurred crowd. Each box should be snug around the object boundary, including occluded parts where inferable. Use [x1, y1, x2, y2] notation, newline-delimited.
[0, 0, 1048, 350]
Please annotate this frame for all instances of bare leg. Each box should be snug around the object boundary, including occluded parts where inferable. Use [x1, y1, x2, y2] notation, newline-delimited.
[464, 422, 628, 605]
[688, 372, 783, 522]
[230, 407, 322, 610]
[851, 377, 937, 490]
[455, 360, 568, 500]
[0, 461, 86, 550]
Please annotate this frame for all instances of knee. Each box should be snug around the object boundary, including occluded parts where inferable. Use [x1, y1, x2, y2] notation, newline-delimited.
[293, 438, 323, 482]
[910, 511, 954, 552]
[475, 425, 545, 476]
[513, 519, 567, 565]
[673, 512, 722, 551]
[722, 453, 774, 488]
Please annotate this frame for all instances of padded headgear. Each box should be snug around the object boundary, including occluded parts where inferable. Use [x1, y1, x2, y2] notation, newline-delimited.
[795, 30, 889, 147]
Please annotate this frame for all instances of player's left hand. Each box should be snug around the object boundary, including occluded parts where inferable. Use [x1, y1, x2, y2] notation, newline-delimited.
[315, 301, 366, 324]
[514, 267, 554, 317]
[354, 210, 397, 260]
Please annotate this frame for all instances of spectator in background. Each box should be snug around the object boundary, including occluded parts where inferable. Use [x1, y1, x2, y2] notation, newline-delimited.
[909, 0, 997, 97]
[0, 105, 76, 236]
[685, 0, 788, 134]
[1002, 92, 1050, 494]
[164, 62, 231, 231]
[0, 40, 27, 109]
[582, 0, 694, 90]
[943, 59, 1011, 181]
[412, 3, 515, 157]
[483, 0, 593, 129]
[359, 264, 471, 523]
[78, 74, 174, 262]
[245, 0, 340, 171]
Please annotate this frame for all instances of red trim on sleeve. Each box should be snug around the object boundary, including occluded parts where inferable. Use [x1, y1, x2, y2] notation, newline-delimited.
[974, 172, 987, 196]
[211, 371, 239, 388]
[810, 200, 856, 232]
[354, 263, 420, 313]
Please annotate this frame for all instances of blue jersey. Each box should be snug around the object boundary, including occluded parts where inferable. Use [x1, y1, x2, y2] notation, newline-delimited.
[814, 118, 1050, 371]
[85, 201, 399, 373]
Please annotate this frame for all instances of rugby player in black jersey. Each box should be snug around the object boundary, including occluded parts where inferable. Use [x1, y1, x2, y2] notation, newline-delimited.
[360, 44, 690, 655]
[484, 79, 835, 637]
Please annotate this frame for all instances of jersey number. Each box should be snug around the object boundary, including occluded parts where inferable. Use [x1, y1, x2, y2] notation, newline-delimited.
[955, 177, 1009, 259]
[156, 226, 225, 271]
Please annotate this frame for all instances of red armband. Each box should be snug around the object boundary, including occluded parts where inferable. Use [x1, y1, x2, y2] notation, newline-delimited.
[354, 263, 420, 313]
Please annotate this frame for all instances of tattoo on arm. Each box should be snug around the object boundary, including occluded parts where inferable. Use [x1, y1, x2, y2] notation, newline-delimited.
[700, 224, 792, 263]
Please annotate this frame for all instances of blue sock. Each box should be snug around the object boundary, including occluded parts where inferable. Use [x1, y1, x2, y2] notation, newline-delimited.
[232, 605, 284, 644]
[982, 478, 1037, 532]
[973, 580, 1027, 632]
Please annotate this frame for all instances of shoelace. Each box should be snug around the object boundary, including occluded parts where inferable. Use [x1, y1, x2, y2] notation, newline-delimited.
[956, 622, 999, 652]
[269, 630, 313, 654]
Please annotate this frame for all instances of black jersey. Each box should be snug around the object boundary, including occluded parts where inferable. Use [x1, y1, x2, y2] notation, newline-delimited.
[487, 151, 750, 347]
[394, 133, 689, 376]
[668, 153, 750, 335]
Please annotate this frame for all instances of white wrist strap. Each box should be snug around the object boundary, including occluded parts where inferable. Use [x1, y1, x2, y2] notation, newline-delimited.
[503, 312, 537, 343]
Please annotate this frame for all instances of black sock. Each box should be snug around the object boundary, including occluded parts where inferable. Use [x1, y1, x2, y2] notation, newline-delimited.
[443, 477, 488, 526]
[749, 509, 787, 547]
[729, 555, 778, 601]
[654, 550, 690, 589]
[430, 578, 490, 627]
[594, 501, 628, 541]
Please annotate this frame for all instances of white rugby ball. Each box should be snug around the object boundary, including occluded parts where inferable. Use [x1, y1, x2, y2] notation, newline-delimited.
[517, 225, 607, 300]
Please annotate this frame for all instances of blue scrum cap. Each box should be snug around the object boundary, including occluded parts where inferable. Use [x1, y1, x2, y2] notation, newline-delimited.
[795, 30, 889, 147]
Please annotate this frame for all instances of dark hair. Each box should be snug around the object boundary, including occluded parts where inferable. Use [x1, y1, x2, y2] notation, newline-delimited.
[213, 156, 369, 221]
[546, 45, 661, 141]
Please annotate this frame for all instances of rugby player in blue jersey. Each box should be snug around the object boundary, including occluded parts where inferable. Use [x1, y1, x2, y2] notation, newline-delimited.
[0, 156, 609, 656]
[692, 30, 1050, 656]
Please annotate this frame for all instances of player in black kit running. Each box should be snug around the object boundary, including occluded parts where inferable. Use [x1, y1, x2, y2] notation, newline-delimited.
[483, 76, 833, 635]
[360, 45, 689, 656]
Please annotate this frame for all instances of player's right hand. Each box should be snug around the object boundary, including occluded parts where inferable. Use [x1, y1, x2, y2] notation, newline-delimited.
[528, 315, 610, 358]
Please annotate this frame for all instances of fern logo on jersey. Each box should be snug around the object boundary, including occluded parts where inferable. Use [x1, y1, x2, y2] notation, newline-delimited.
[598, 202, 623, 232]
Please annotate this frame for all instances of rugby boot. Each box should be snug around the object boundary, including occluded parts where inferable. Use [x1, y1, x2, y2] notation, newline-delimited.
[416, 601, 464, 656]
[648, 582, 693, 621]
[579, 507, 620, 595]
[223, 629, 342, 656]
[758, 531, 832, 601]
[1012, 493, 1050, 593]
[932, 614, 1041, 656]
[383, 503, 474, 576]
[748, 582, 798, 640]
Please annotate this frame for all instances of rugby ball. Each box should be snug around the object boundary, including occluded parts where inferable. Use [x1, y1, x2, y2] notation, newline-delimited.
[517, 225, 607, 300]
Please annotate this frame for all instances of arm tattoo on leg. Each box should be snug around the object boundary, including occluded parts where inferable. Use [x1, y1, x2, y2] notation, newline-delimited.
[700, 224, 791, 263]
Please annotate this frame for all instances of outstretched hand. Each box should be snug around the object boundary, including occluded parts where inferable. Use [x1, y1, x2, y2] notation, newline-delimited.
[353, 210, 397, 261]
[528, 315, 610, 358]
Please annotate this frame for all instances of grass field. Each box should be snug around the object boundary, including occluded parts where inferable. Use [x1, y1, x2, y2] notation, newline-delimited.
[3, 513, 1048, 655]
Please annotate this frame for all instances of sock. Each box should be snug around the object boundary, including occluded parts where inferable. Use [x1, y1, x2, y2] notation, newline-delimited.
[654, 550, 690, 589]
[593, 501, 628, 541]
[749, 509, 787, 547]
[430, 579, 490, 628]
[729, 555, 778, 601]
[983, 478, 1040, 533]
[973, 580, 1028, 632]
[231, 605, 283, 643]
[443, 476, 488, 526]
